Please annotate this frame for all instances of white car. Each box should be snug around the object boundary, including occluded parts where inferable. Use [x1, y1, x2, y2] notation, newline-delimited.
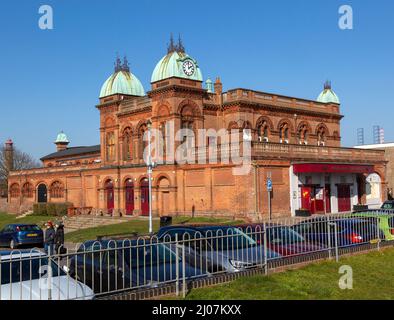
[0, 249, 95, 300]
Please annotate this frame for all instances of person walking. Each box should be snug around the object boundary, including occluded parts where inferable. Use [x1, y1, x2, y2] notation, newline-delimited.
[44, 221, 55, 255]
[54, 222, 65, 254]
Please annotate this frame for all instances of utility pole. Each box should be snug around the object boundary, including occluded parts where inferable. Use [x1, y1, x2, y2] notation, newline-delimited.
[147, 120, 153, 234]
[267, 172, 272, 221]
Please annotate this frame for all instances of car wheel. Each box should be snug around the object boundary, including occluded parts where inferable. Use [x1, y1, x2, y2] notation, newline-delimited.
[10, 239, 17, 249]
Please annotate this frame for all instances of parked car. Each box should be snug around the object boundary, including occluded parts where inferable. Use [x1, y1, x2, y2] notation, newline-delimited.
[0, 224, 43, 249]
[350, 212, 394, 241]
[237, 223, 326, 256]
[157, 225, 280, 273]
[67, 239, 208, 295]
[292, 217, 379, 248]
[0, 249, 94, 300]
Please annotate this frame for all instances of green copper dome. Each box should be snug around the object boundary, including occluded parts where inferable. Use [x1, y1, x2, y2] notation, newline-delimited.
[100, 57, 145, 98]
[151, 37, 203, 83]
[55, 131, 69, 144]
[317, 81, 340, 104]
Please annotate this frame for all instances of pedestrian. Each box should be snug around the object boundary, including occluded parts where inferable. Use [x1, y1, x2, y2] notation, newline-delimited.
[44, 221, 55, 255]
[54, 222, 65, 254]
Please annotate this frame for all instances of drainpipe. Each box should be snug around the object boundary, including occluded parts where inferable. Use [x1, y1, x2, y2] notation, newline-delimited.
[252, 161, 259, 221]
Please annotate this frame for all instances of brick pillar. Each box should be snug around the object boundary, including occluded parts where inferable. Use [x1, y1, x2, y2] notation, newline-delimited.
[134, 187, 141, 216]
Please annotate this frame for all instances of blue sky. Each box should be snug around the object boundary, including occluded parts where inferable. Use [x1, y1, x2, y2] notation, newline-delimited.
[0, 0, 393, 160]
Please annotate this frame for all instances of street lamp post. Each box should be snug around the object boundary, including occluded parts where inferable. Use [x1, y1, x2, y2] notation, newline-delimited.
[147, 120, 153, 234]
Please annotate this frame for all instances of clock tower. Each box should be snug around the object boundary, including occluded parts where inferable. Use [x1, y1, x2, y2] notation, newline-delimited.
[149, 36, 207, 159]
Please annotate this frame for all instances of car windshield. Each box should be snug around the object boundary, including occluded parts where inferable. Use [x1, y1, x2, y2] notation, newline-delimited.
[267, 226, 305, 244]
[16, 225, 41, 232]
[202, 227, 257, 251]
[0, 256, 65, 285]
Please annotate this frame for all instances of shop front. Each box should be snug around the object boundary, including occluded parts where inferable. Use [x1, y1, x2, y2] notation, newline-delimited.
[290, 163, 378, 216]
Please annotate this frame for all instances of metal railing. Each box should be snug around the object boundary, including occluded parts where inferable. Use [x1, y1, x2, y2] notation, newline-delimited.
[0, 212, 393, 300]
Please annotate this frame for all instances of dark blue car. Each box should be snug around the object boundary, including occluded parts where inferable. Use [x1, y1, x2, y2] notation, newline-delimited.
[68, 239, 208, 295]
[292, 218, 379, 248]
[0, 224, 44, 249]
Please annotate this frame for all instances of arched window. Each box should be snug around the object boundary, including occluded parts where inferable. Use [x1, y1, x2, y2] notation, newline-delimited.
[317, 126, 326, 146]
[180, 105, 196, 144]
[10, 184, 20, 198]
[22, 183, 34, 198]
[50, 181, 64, 198]
[122, 127, 133, 161]
[257, 120, 269, 142]
[279, 123, 290, 144]
[298, 124, 309, 145]
[106, 132, 116, 162]
[138, 123, 148, 159]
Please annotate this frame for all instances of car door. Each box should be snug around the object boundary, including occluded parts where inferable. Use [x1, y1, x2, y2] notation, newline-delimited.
[0, 226, 7, 246]
[102, 249, 127, 293]
[0, 225, 14, 246]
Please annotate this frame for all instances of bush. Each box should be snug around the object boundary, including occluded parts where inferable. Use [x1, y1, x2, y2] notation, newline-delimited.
[33, 202, 73, 216]
[33, 203, 47, 216]
[47, 203, 57, 216]
[55, 202, 72, 216]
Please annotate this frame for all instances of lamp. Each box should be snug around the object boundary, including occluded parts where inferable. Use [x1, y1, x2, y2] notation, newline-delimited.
[146, 119, 153, 234]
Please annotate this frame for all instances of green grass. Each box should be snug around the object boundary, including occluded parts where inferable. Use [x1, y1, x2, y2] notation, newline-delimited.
[0, 212, 50, 230]
[176, 247, 394, 300]
[65, 216, 245, 243]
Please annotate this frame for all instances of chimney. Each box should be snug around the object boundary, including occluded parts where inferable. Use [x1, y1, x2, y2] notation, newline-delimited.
[214, 77, 222, 95]
[4, 139, 14, 172]
[54, 131, 70, 152]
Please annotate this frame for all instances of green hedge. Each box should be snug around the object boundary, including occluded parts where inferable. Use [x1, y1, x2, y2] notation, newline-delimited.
[33, 202, 72, 216]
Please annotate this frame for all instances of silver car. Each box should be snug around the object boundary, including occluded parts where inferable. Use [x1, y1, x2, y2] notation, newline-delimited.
[158, 226, 280, 273]
[0, 249, 95, 300]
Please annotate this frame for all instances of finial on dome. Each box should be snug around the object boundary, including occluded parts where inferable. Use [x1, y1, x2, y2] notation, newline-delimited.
[114, 54, 131, 73]
[122, 56, 130, 72]
[177, 34, 185, 53]
[324, 80, 332, 90]
[167, 33, 186, 53]
[167, 33, 176, 53]
[114, 53, 122, 72]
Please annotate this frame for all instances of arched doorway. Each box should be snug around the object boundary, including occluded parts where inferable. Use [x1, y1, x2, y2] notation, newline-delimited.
[125, 179, 134, 215]
[105, 180, 114, 214]
[366, 173, 382, 208]
[140, 178, 149, 216]
[37, 184, 47, 203]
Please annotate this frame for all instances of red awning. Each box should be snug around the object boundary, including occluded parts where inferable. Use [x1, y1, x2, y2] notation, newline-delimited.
[293, 163, 374, 174]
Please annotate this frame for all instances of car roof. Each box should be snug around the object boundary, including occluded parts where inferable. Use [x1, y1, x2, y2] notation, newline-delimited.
[298, 217, 369, 224]
[80, 238, 160, 249]
[0, 249, 45, 261]
[5, 223, 40, 227]
[236, 223, 283, 228]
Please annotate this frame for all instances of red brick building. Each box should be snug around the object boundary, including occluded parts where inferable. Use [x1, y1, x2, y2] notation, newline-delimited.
[7, 40, 387, 219]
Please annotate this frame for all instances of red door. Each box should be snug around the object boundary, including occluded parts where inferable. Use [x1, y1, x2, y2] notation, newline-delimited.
[125, 180, 134, 215]
[301, 186, 312, 213]
[314, 187, 325, 213]
[337, 184, 351, 212]
[105, 180, 114, 214]
[140, 179, 149, 216]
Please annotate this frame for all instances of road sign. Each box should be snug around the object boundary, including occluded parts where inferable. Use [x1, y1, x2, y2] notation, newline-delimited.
[267, 178, 273, 191]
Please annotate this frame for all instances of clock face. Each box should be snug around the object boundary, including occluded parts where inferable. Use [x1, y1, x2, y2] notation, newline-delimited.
[182, 60, 195, 76]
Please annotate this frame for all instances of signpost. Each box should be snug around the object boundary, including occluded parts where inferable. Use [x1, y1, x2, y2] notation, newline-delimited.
[267, 174, 272, 221]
